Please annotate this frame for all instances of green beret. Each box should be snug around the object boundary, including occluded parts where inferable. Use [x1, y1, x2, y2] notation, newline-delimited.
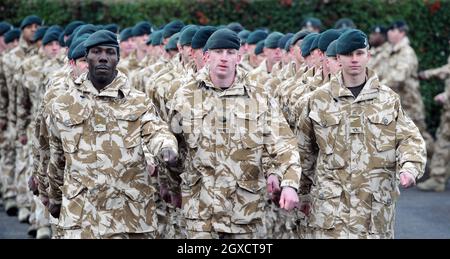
[151, 30, 164, 46]
[58, 32, 66, 47]
[291, 30, 310, 46]
[0, 22, 12, 36]
[227, 22, 244, 33]
[278, 33, 293, 50]
[84, 29, 119, 51]
[20, 15, 42, 30]
[301, 33, 319, 57]
[66, 24, 97, 48]
[32, 26, 48, 42]
[264, 32, 284, 49]
[309, 33, 321, 52]
[42, 25, 63, 46]
[64, 21, 85, 36]
[205, 28, 240, 51]
[4, 28, 20, 44]
[69, 34, 90, 60]
[105, 24, 119, 34]
[163, 20, 184, 39]
[247, 30, 268, 45]
[179, 25, 199, 46]
[318, 29, 342, 52]
[120, 27, 133, 42]
[302, 17, 322, 29]
[334, 18, 356, 30]
[325, 40, 338, 57]
[336, 29, 368, 55]
[254, 40, 265, 55]
[237, 29, 250, 44]
[191, 26, 217, 50]
[132, 21, 152, 37]
[285, 37, 293, 51]
[165, 32, 180, 51]
[370, 25, 387, 35]
[389, 20, 409, 32]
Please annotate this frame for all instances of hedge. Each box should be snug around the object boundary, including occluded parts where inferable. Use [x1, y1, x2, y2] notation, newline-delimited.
[1, 0, 449, 134]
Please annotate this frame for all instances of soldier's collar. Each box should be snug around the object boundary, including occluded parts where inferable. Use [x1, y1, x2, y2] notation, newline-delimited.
[331, 69, 380, 101]
[78, 70, 130, 98]
[197, 66, 248, 97]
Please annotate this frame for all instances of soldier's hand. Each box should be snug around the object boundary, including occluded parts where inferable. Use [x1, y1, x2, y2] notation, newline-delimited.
[19, 134, 27, 145]
[418, 71, 427, 80]
[434, 93, 446, 104]
[48, 203, 61, 218]
[28, 175, 39, 195]
[400, 171, 416, 188]
[170, 192, 182, 208]
[40, 195, 49, 207]
[279, 187, 299, 211]
[147, 163, 157, 177]
[160, 148, 178, 168]
[267, 174, 281, 204]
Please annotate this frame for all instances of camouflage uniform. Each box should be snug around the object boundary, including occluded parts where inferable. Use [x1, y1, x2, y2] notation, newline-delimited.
[170, 67, 301, 238]
[47, 71, 178, 238]
[296, 69, 426, 239]
[379, 37, 434, 156]
[418, 56, 450, 191]
[2, 36, 38, 215]
[368, 42, 390, 76]
[0, 51, 10, 200]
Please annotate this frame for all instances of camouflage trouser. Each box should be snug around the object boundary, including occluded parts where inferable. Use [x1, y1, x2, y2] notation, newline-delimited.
[263, 202, 296, 239]
[429, 111, 450, 184]
[15, 142, 31, 209]
[164, 205, 186, 239]
[50, 216, 63, 239]
[33, 195, 50, 228]
[185, 230, 257, 239]
[0, 127, 16, 200]
[409, 115, 434, 159]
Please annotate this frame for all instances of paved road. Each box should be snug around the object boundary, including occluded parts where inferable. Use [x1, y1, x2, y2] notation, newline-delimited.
[1, 185, 449, 239]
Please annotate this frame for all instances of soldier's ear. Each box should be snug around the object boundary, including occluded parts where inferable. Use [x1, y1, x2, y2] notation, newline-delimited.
[236, 53, 242, 64]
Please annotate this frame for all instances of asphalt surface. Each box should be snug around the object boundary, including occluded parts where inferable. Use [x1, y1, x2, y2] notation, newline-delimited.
[0, 184, 449, 239]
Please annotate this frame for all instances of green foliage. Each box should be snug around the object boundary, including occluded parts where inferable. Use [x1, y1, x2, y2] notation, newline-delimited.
[1, 0, 449, 134]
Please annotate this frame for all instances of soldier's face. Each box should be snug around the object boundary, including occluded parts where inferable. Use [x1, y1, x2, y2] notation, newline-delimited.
[369, 32, 386, 48]
[23, 23, 39, 42]
[8, 39, 19, 49]
[247, 44, 256, 57]
[337, 48, 370, 76]
[264, 47, 282, 65]
[326, 56, 341, 75]
[70, 58, 88, 77]
[180, 45, 192, 62]
[87, 46, 119, 82]
[119, 38, 135, 56]
[191, 48, 205, 69]
[0, 36, 6, 52]
[206, 48, 241, 79]
[43, 41, 61, 58]
[135, 34, 148, 49]
[387, 29, 404, 45]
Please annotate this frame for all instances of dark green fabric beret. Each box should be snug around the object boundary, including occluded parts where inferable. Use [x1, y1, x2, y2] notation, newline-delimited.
[264, 32, 284, 49]
[389, 20, 409, 32]
[301, 33, 319, 57]
[227, 22, 244, 33]
[291, 30, 310, 46]
[318, 29, 342, 52]
[151, 30, 164, 46]
[371, 25, 387, 34]
[285, 37, 293, 51]
[120, 27, 133, 42]
[278, 33, 293, 50]
[336, 29, 368, 55]
[66, 24, 97, 48]
[247, 30, 268, 45]
[0, 22, 12, 36]
[191, 26, 217, 50]
[69, 34, 90, 60]
[205, 28, 240, 51]
[84, 29, 119, 50]
[237, 29, 250, 44]
[309, 33, 321, 52]
[4, 28, 20, 44]
[32, 26, 48, 42]
[58, 31, 65, 46]
[165, 32, 180, 51]
[64, 21, 84, 36]
[132, 21, 152, 37]
[42, 25, 63, 46]
[302, 17, 322, 29]
[334, 18, 356, 30]
[254, 40, 265, 55]
[105, 24, 119, 34]
[325, 39, 338, 57]
[163, 20, 184, 39]
[20, 15, 42, 30]
[179, 25, 199, 46]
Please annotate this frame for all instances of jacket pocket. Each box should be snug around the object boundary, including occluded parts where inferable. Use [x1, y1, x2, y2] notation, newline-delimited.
[367, 112, 396, 168]
[369, 190, 398, 234]
[231, 179, 265, 224]
[180, 171, 204, 220]
[58, 175, 87, 229]
[308, 188, 342, 229]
